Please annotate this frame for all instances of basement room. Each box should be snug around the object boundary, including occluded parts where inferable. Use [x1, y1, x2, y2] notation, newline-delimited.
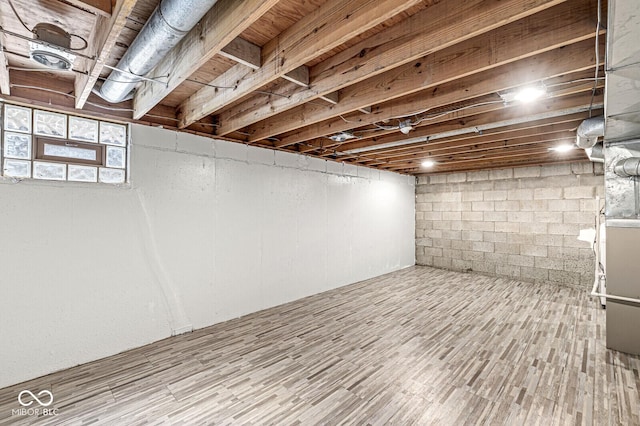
[0, 0, 639, 424]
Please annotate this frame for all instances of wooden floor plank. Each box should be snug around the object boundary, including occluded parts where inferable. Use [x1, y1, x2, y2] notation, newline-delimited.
[1, 266, 639, 425]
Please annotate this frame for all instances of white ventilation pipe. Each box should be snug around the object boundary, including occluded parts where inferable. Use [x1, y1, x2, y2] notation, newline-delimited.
[614, 157, 640, 177]
[98, 0, 218, 103]
[576, 116, 605, 149]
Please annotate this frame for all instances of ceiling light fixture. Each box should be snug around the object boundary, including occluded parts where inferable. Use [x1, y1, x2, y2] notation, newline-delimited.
[549, 144, 575, 153]
[328, 132, 357, 142]
[399, 120, 413, 134]
[499, 85, 547, 104]
[29, 23, 76, 70]
[337, 105, 598, 156]
[421, 160, 436, 168]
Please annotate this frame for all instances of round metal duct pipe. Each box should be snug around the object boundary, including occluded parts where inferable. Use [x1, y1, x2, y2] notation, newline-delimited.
[576, 116, 605, 149]
[99, 0, 218, 104]
[586, 142, 605, 163]
[614, 157, 640, 177]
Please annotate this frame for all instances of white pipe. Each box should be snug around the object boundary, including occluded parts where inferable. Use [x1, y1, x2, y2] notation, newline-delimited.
[590, 289, 640, 304]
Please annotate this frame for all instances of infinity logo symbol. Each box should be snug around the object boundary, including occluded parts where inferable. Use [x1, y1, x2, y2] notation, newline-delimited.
[18, 390, 54, 407]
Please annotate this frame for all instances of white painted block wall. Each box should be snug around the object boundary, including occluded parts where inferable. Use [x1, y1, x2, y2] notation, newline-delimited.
[0, 125, 415, 388]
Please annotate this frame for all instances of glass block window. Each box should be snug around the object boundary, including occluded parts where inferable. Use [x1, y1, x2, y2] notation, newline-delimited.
[4, 159, 31, 178]
[69, 117, 98, 142]
[0, 103, 128, 184]
[33, 161, 66, 181]
[34, 110, 67, 139]
[4, 105, 31, 133]
[68, 165, 98, 182]
[4, 132, 32, 159]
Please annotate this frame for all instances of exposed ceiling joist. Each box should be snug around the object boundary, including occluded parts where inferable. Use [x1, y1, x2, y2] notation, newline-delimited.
[216, 0, 570, 137]
[316, 100, 602, 163]
[133, 0, 280, 119]
[314, 79, 602, 153]
[376, 133, 577, 169]
[0, 0, 609, 174]
[176, 0, 424, 129]
[252, 0, 599, 145]
[356, 116, 593, 163]
[403, 156, 587, 174]
[74, 0, 137, 109]
[384, 141, 584, 171]
[278, 38, 602, 151]
[0, 49, 9, 95]
[329, 90, 604, 157]
[64, 0, 111, 16]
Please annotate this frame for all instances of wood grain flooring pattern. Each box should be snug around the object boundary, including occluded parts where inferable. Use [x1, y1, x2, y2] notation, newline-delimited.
[1, 266, 639, 425]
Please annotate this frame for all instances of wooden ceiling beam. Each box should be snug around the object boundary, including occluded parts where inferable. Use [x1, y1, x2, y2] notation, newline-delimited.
[392, 150, 587, 173]
[399, 155, 587, 174]
[355, 120, 587, 163]
[0, 49, 9, 95]
[319, 82, 602, 152]
[278, 38, 602, 152]
[323, 81, 603, 155]
[176, 0, 425, 128]
[250, 0, 596, 143]
[300, 71, 602, 154]
[11, 70, 132, 120]
[74, 0, 136, 109]
[384, 141, 580, 171]
[335, 101, 602, 159]
[362, 131, 578, 166]
[64, 0, 111, 17]
[133, 0, 279, 119]
[217, 0, 571, 137]
[320, 93, 604, 159]
[219, 37, 261, 70]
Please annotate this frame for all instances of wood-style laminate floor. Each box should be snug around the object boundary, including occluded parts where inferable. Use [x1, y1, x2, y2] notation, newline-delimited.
[1, 266, 639, 425]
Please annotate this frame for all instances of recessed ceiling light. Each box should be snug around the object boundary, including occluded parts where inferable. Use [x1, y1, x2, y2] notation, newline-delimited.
[29, 24, 76, 71]
[549, 144, 574, 153]
[421, 160, 435, 168]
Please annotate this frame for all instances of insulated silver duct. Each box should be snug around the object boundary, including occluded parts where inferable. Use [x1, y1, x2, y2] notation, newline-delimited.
[576, 116, 605, 149]
[98, 0, 218, 103]
[586, 142, 605, 163]
[614, 157, 640, 177]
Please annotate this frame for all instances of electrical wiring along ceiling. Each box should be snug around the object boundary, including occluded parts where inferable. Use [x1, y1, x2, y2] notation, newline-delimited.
[0, 0, 609, 174]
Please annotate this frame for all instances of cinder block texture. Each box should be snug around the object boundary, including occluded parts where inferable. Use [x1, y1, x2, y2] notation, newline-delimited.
[415, 162, 603, 287]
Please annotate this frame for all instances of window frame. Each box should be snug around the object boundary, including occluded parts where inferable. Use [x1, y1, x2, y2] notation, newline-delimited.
[0, 103, 129, 184]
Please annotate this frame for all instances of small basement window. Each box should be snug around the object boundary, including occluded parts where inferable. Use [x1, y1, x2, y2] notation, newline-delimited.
[1, 103, 128, 184]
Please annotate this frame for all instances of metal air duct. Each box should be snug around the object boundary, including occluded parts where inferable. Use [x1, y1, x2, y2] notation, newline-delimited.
[98, 0, 218, 103]
[614, 157, 640, 177]
[586, 142, 605, 163]
[576, 116, 605, 149]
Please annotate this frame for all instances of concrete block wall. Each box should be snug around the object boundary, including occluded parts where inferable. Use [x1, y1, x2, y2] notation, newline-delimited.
[415, 162, 604, 287]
